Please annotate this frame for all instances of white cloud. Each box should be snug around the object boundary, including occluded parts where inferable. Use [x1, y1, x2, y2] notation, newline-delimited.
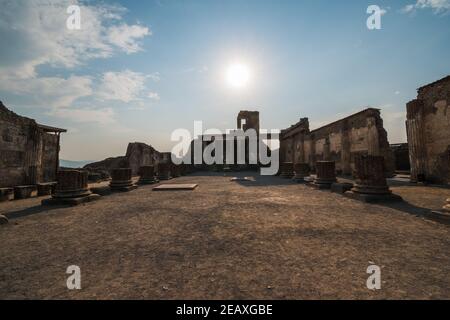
[0, 0, 156, 120]
[0, 74, 93, 108]
[148, 92, 160, 100]
[49, 107, 116, 125]
[97, 70, 148, 103]
[402, 0, 450, 14]
[107, 24, 150, 54]
[0, 0, 151, 79]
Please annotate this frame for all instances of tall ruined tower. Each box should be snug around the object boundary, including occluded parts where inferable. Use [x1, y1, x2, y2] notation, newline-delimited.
[237, 111, 260, 134]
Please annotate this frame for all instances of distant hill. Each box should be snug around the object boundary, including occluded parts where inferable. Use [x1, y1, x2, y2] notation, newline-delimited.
[60, 159, 95, 168]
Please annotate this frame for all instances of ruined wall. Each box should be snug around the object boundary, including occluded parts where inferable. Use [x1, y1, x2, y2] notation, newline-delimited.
[85, 142, 161, 176]
[0, 101, 60, 188]
[390, 143, 410, 172]
[406, 76, 450, 183]
[280, 108, 395, 176]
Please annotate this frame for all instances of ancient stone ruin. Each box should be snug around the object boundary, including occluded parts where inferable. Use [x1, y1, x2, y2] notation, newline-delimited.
[344, 155, 401, 202]
[138, 165, 158, 185]
[0, 101, 66, 189]
[313, 161, 337, 189]
[280, 108, 395, 177]
[293, 163, 310, 183]
[406, 75, 450, 184]
[85, 142, 162, 177]
[42, 170, 100, 206]
[157, 163, 172, 180]
[110, 168, 137, 192]
[280, 162, 294, 178]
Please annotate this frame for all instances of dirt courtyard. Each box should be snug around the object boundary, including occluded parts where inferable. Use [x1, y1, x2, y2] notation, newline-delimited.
[1, 172, 450, 300]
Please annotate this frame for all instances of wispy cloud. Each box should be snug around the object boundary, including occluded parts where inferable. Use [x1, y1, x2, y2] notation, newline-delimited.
[402, 0, 450, 14]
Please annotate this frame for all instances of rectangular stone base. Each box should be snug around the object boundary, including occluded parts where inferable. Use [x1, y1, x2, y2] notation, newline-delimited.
[153, 184, 198, 191]
[344, 191, 403, 203]
[331, 183, 354, 194]
[110, 185, 138, 192]
[37, 182, 57, 196]
[42, 194, 101, 206]
[0, 188, 14, 202]
[14, 185, 37, 200]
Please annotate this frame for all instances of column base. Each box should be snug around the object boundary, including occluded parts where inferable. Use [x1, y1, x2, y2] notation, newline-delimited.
[344, 191, 402, 203]
[42, 193, 101, 206]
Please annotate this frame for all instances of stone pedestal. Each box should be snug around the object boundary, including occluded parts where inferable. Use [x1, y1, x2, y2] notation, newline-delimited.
[14, 185, 37, 200]
[345, 155, 402, 203]
[171, 164, 181, 178]
[158, 163, 172, 180]
[0, 188, 14, 202]
[110, 168, 137, 192]
[42, 170, 100, 205]
[138, 166, 157, 185]
[280, 162, 294, 179]
[313, 161, 337, 189]
[293, 163, 310, 183]
[37, 182, 57, 196]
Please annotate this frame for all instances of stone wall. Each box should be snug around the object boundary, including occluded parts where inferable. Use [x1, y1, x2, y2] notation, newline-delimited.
[280, 108, 395, 176]
[390, 143, 410, 172]
[0, 101, 63, 188]
[406, 75, 450, 184]
[85, 142, 162, 176]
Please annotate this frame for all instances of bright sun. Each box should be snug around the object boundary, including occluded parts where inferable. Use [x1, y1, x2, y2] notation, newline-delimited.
[226, 63, 250, 88]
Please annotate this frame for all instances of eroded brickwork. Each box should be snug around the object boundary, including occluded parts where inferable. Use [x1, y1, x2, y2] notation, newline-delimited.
[406, 76, 450, 184]
[280, 108, 395, 176]
[0, 101, 65, 188]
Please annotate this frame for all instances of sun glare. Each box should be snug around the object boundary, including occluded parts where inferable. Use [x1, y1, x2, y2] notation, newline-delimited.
[226, 63, 250, 88]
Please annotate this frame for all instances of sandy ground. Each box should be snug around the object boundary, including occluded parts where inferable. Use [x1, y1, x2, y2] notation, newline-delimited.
[0, 172, 449, 300]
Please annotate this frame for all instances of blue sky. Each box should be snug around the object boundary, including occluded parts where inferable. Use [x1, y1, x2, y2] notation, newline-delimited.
[0, 0, 449, 161]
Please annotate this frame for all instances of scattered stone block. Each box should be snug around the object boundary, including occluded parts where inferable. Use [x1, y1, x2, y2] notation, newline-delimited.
[0, 188, 14, 202]
[331, 182, 353, 194]
[37, 182, 57, 196]
[312, 161, 337, 189]
[153, 184, 198, 191]
[0, 215, 9, 225]
[42, 170, 100, 206]
[13, 185, 37, 200]
[110, 168, 137, 192]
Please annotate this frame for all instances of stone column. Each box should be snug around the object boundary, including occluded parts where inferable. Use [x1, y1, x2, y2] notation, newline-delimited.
[110, 168, 135, 191]
[42, 170, 100, 205]
[280, 162, 294, 178]
[157, 163, 172, 180]
[171, 164, 181, 178]
[313, 161, 336, 189]
[293, 163, 310, 183]
[352, 155, 390, 195]
[138, 165, 157, 185]
[53, 170, 90, 198]
[345, 155, 402, 202]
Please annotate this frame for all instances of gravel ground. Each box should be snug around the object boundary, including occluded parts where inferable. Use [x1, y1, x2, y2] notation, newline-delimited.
[0, 172, 449, 300]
